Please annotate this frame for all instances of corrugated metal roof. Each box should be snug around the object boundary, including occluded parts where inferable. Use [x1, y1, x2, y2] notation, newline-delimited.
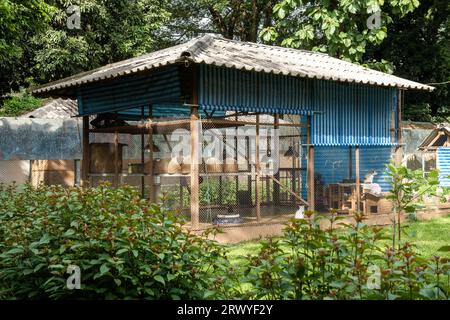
[23, 98, 78, 119]
[31, 34, 434, 95]
[419, 123, 450, 149]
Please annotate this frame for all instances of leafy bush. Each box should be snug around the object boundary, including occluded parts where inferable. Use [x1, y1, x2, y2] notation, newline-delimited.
[0, 183, 228, 299]
[238, 212, 449, 300]
[0, 92, 43, 117]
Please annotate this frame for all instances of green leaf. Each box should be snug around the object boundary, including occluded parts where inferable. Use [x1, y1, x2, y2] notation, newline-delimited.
[100, 263, 110, 275]
[278, 7, 286, 19]
[154, 275, 165, 285]
[116, 248, 128, 255]
[437, 245, 450, 252]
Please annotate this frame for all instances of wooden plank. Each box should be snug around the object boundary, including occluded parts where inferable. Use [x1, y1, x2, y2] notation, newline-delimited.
[81, 116, 90, 187]
[307, 115, 315, 211]
[267, 175, 309, 206]
[255, 114, 261, 222]
[355, 145, 361, 213]
[88, 118, 307, 135]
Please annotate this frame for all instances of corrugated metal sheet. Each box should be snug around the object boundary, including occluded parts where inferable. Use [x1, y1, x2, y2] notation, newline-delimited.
[24, 98, 78, 119]
[314, 146, 393, 192]
[77, 66, 184, 118]
[32, 34, 434, 96]
[312, 80, 397, 146]
[199, 65, 312, 115]
[437, 147, 450, 186]
[200, 65, 397, 146]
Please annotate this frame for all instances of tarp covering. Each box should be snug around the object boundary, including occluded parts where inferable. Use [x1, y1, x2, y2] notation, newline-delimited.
[0, 118, 82, 160]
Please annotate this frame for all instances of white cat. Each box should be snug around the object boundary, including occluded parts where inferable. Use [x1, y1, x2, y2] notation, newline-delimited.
[295, 206, 305, 219]
[363, 170, 377, 183]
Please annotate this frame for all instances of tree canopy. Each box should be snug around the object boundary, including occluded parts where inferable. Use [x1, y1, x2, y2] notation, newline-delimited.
[0, 0, 448, 121]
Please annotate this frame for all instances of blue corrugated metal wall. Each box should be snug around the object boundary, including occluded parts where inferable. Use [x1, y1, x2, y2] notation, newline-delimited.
[77, 66, 185, 118]
[198, 64, 313, 115]
[437, 147, 450, 186]
[312, 80, 397, 146]
[313, 146, 393, 192]
[198, 64, 397, 147]
[299, 145, 393, 200]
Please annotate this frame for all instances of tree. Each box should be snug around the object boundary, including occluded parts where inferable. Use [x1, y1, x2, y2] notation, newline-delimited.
[366, 0, 450, 122]
[29, 0, 171, 84]
[204, 0, 278, 42]
[0, 0, 50, 97]
[260, 0, 421, 70]
[386, 163, 439, 249]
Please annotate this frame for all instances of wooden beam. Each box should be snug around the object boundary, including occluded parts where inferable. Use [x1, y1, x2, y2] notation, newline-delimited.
[81, 116, 90, 187]
[355, 145, 361, 214]
[255, 114, 261, 222]
[190, 106, 200, 229]
[307, 115, 315, 211]
[267, 175, 309, 206]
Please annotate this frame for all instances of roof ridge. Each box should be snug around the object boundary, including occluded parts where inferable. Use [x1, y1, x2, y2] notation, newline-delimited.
[212, 35, 331, 58]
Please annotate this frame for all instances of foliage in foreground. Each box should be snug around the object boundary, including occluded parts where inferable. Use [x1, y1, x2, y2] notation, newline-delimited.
[0, 92, 43, 117]
[0, 184, 448, 300]
[236, 212, 449, 300]
[0, 183, 228, 299]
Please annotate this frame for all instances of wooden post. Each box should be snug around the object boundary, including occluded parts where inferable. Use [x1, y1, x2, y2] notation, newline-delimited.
[355, 145, 361, 213]
[273, 114, 280, 205]
[147, 122, 155, 202]
[235, 114, 239, 203]
[307, 115, 315, 211]
[348, 146, 353, 179]
[395, 89, 403, 165]
[141, 107, 145, 198]
[421, 152, 426, 178]
[247, 136, 252, 199]
[190, 106, 200, 229]
[81, 116, 90, 187]
[255, 114, 261, 222]
[114, 130, 119, 187]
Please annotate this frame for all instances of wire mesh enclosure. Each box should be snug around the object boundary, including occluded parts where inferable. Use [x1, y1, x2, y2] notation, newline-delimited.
[84, 112, 310, 228]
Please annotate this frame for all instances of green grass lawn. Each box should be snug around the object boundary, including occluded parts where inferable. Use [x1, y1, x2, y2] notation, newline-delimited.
[225, 215, 450, 265]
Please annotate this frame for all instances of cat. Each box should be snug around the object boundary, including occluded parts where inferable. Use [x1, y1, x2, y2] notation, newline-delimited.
[363, 170, 377, 184]
[295, 206, 305, 219]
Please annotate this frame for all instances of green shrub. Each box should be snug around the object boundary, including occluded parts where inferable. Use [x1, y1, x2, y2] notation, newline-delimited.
[239, 212, 450, 300]
[0, 92, 43, 117]
[0, 183, 228, 299]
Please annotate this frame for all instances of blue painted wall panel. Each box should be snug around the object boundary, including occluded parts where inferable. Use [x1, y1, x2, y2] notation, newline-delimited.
[437, 147, 450, 186]
[77, 66, 186, 118]
[314, 146, 393, 192]
[198, 64, 312, 115]
[199, 64, 397, 147]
